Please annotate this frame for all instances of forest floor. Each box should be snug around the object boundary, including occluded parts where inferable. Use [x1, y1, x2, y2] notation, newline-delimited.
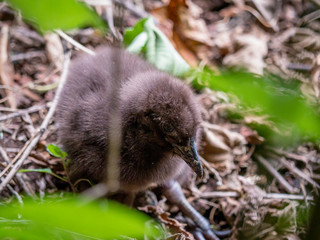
[1, 0, 320, 239]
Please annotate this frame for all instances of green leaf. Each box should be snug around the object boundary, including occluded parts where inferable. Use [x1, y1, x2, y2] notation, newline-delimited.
[19, 168, 53, 174]
[124, 17, 190, 76]
[6, 0, 105, 33]
[0, 197, 161, 239]
[189, 67, 320, 145]
[47, 144, 67, 159]
[18, 168, 68, 182]
[123, 18, 148, 46]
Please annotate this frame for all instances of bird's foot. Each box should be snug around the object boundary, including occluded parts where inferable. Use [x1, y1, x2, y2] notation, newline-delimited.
[162, 181, 231, 240]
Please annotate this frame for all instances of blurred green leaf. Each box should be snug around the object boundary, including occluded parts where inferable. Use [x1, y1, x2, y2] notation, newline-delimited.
[189, 67, 320, 144]
[47, 144, 67, 159]
[18, 168, 68, 182]
[6, 0, 105, 32]
[124, 17, 190, 76]
[0, 197, 161, 239]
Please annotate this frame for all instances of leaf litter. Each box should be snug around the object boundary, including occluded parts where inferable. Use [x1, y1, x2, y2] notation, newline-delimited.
[1, 0, 320, 239]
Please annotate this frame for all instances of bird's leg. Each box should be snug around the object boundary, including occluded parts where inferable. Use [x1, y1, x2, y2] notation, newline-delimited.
[162, 180, 220, 240]
[123, 192, 136, 207]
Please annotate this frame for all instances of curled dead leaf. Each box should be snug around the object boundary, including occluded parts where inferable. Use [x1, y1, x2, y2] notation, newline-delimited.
[201, 122, 247, 175]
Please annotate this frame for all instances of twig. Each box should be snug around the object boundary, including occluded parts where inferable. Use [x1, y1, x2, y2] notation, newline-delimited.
[0, 145, 10, 163]
[255, 155, 295, 193]
[6, 182, 23, 205]
[264, 193, 313, 201]
[10, 51, 45, 62]
[269, 152, 320, 190]
[200, 156, 222, 186]
[55, 30, 95, 56]
[0, 133, 39, 179]
[0, 51, 71, 193]
[114, 0, 149, 19]
[15, 174, 35, 198]
[198, 191, 313, 201]
[0, 23, 17, 109]
[83, 0, 120, 40]
[267, 147, 308, 164]
[0, 104, 47, 122]
[200, 191, 240, 198]
[0, 145, 35, 197]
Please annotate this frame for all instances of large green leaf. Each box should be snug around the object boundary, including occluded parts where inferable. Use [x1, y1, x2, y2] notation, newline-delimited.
[0, 197, 160, 239]
[189, 67, 320, 145]
[124, 17, 190, 76]
[6, 0, 105, 32]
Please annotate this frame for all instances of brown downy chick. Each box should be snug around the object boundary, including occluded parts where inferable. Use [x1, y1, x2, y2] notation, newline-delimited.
[57, 46, 202, 192]
[57, 46, 225, 240]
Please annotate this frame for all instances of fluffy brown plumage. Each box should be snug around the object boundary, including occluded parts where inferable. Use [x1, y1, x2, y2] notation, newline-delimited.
[56, 46, 202, 192]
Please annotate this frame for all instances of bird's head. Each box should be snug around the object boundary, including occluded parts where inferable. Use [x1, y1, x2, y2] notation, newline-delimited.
[121, 71, 203, 178]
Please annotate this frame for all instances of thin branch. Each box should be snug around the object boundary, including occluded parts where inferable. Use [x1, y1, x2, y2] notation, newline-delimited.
[200, 191, 240, 198]
[55, 30, 95, 56]
[0, 51, 71, 193]
[114, 0, 149, 19]
[198, 191, 313, 201]
[6, 182, 23, 205]
[269, 152, 320, 190]
[200, 156, 222, 186]
[264, 193, 313, 201]
[0, 104, 47, 122]
[267, 147, 308, 164]
[0, 133, 38, 179]
[0, 145, 35, 197]
[255, 155, 295, 193]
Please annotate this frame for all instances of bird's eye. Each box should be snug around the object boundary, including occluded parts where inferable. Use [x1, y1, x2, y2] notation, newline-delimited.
[163, 123, 174, 133]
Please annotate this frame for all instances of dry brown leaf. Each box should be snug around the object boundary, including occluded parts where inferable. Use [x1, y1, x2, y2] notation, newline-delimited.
[239, 126, 264, 145]
[201, 122, 246, 175]
[223, 27, 268, 74]
[243, 114, 275, 129]
[139, 204, 194, 240]
[202, 122, 247, 148]
[44, 33, 64, 70]
[152, 0, 213, 63]
[152, 6, 198, 66]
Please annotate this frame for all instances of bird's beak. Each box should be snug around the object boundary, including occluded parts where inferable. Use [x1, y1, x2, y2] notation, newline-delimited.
[173, 137, 203, 178]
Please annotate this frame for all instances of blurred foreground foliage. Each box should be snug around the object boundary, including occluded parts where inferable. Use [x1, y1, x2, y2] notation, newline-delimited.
[188, 67, 320, 145]
[5, 0, 105, 32]
[0, 196, 161, 240]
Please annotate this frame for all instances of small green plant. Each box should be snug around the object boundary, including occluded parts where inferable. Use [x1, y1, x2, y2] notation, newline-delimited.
[18, 144, 69, 183]
[47, 144, 68, 169]
[18, 145, 69, 183]
[19, 144, 93, 190]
